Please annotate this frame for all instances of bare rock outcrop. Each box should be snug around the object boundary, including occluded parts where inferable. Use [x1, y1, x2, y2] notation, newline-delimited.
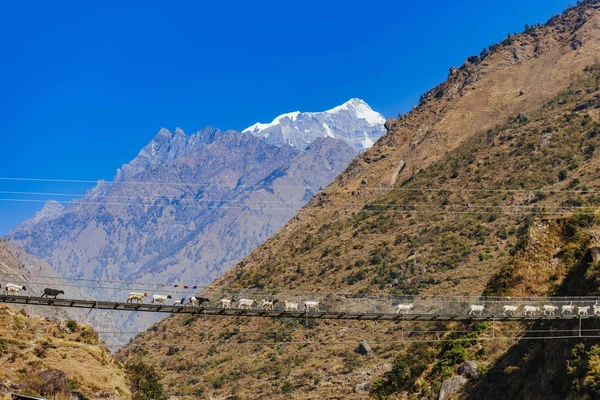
[439, 376, 467, 400]
[37, 369, 70, 397]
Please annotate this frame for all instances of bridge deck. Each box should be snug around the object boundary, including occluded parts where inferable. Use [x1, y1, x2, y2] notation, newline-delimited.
[0, 295, 596, 322]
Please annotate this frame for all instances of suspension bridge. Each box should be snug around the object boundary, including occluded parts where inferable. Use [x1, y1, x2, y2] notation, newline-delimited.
[2, 294, 600, 322]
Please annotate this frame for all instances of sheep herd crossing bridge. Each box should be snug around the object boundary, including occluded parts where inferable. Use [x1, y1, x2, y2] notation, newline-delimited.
[2, 293, 600, 322]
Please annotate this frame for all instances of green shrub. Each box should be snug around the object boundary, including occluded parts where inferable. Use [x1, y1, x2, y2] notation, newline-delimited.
[569, 178, 581, 189]
[497, 227, 508, 240]
[479, 253, 493, 261]
[33, 345, 46, 358]
[517, 113, 529, 124]
[281, 381, 293, 393]
[166, 346, 179, 356]
[559, 170, 568, 181]
[77, 329, 99, 345]
[126, 360, 166, 400]
[65, 320, 78, 332]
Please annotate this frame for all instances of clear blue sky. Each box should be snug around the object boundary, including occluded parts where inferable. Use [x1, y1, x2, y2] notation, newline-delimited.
[0, 0, 573, 234]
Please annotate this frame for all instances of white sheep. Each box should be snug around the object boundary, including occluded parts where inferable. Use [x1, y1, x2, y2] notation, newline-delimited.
[468, 305, 485, 316]
[237, 299, 257, 309]
[543, 305, 558, 316]
[562, 304, 575, 315]
[523, 306, 540, 316]
[260, 299, 279, 310]
[4, 283, 26, 295]
[594, 305, 600, 316]
[127, 292, 148, 304]
[151, 294, 172, 304]
[396, 304, 414, 314]
[219, 298, 233, 308]
[173, 298, 185, 306]
[303, 301, 320, 312]
[503, 305, 518, 316]
[578, 306, 590, 316]
[284, 301, 299, 311]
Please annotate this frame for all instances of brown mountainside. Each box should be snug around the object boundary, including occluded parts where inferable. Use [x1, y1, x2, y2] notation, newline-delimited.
[121, 1, 600, 399]
[0, 241, 130, 399]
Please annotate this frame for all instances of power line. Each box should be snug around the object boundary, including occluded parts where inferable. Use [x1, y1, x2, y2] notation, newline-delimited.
[0, 176, 598, 194]
[0, 176, 326, 190]
[0, 198, 302, 211]
[0, 197, 596, 216]
[0, 335, 595, 349]
[2, 327, 593, 337]
[0, 280, 202, 293]
[0, 190, 309, 205]
[0, 271, 207, 289]
[2, 333, 596, 348]
[1, 189, 599, 210]
[105, 334, 600, 347]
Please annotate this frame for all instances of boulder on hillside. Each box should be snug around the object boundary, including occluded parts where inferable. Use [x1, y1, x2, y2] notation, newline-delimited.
[439, 376, 467, 400]
[586, 227, 600, 263]
[458, 361, 479, 379]
[355, 340, 372, 356]
[38, 368, 70, 397]
[355, 381, 371, 394]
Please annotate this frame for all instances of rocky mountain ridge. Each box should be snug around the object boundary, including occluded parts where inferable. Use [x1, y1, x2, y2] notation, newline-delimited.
[7, 100, 386, 341]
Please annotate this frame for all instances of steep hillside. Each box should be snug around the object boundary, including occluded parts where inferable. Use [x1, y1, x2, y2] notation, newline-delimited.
[120, 1, 600, 398]
[0, 243, 134, 399]
[0, 306, 129, 399]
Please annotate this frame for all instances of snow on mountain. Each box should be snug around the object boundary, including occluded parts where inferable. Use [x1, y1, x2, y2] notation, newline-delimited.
[243, 112, 301, 135]
[242, 98, 386, 152]
[324, 98, 386, 125]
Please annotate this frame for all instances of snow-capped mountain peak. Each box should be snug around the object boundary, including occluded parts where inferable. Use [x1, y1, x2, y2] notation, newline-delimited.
[325, 98, 386, 126]
[242, 99, 386, 152]
[243, 112, 301, 135]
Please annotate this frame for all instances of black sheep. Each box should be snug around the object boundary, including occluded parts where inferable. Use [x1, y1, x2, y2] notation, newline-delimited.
[41, 288, 65, 299]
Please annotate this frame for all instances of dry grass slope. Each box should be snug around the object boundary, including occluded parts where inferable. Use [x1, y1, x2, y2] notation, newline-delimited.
[121, 1, 600, 398]
[0, 305, 130, 399]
